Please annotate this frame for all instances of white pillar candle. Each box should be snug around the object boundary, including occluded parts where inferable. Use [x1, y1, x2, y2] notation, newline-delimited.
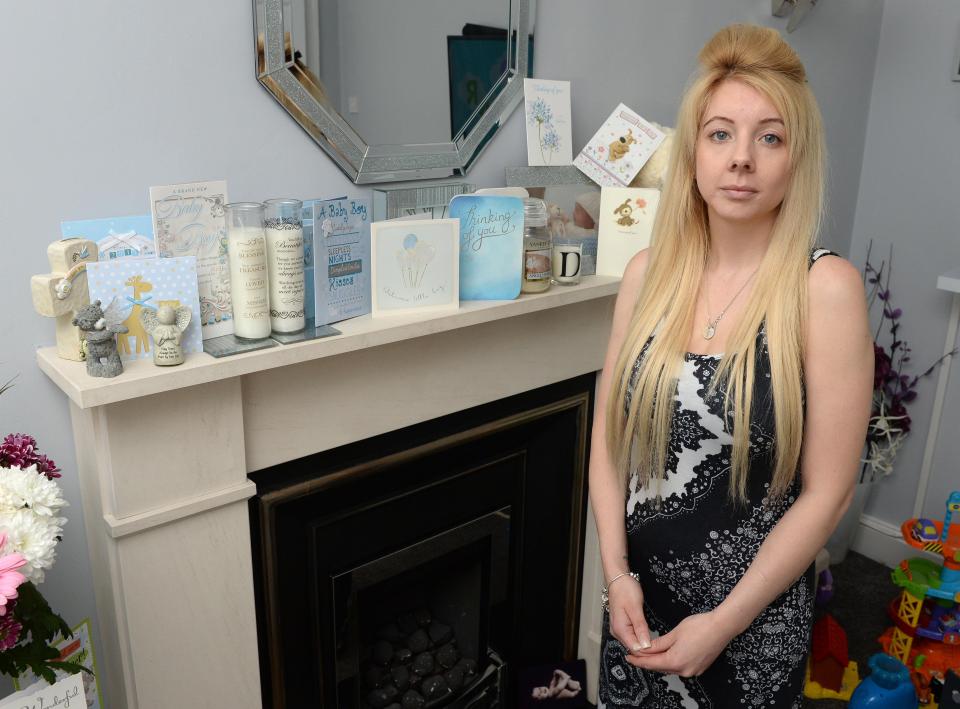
[227, 226, 271, 339]
[264, 220, 305, 333]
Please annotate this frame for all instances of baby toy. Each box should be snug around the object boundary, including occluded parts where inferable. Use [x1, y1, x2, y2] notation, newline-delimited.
[849, 653, 918, 709]
[805, 613, 861, 700]
[879, 491, 960, 704]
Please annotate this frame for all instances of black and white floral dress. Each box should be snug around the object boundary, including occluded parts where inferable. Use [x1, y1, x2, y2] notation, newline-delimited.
[598, 249, 836, 708]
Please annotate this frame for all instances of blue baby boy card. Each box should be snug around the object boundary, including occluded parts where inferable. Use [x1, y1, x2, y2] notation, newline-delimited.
[449, 195, 523, 300]
[312, 196, 371, 324]
[86, 256, 203, 361]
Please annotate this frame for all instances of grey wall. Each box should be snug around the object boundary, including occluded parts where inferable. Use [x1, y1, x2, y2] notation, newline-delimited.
[850, 1, 960, 525]
[0, 0, 882, 698]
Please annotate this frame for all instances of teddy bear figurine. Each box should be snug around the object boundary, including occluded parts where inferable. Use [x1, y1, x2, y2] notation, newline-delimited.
[72, 299, 127, 378]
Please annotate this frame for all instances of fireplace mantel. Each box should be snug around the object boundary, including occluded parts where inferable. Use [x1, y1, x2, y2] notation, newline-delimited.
[37, 276, 618, 708]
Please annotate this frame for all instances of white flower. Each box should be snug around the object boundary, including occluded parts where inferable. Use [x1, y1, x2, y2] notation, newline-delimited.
[0, 465, 68, 517]
[0, 508, 65, 584]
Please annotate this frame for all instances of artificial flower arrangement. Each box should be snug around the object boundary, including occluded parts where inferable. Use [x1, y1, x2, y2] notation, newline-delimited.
[0, 378, 89, 683]
[860, 243, 955, 481]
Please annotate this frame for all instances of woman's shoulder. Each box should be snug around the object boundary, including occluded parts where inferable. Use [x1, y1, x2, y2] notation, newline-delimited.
[621, 248, 651, 288]
[807, 250, 865, 322]
[808, 250, 860, 290]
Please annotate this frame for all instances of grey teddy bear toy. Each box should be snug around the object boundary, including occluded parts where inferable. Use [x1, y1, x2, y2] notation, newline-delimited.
[72, 299, 128, 378]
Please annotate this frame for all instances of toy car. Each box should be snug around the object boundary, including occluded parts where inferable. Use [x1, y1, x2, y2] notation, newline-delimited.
[912, 518, 939, 543]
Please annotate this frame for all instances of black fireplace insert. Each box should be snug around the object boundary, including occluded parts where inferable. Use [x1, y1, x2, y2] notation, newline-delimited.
[250, 374, 595, 708]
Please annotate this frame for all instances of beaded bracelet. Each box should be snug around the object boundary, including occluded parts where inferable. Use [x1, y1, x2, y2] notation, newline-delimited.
[601, 571, 640, 612]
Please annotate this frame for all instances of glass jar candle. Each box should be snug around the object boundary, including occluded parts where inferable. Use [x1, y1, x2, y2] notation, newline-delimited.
[263, 198, 306, 334]
[521, 198, 552, 294]
[552, 238, 583, 286]
[225, 202, 271, 340]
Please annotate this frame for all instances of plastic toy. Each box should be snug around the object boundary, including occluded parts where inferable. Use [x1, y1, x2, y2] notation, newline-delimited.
[879, 490, 960, 704]
[848, 653, 918, 709]
[816, 568, 836, 606]
[934, 669, 960, 707]
[805, 613, 861, 700]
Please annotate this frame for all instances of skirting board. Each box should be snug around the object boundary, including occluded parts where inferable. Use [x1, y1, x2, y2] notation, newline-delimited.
[851, 513, 942, 568]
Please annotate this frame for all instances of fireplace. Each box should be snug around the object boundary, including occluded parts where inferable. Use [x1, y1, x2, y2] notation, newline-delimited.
[39, 279, 617, 707]
[250, 374, 595, 708]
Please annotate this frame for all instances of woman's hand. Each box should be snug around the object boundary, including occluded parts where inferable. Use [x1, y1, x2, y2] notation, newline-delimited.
[626, 611, 736, 677]
[607, 576, 652, 654]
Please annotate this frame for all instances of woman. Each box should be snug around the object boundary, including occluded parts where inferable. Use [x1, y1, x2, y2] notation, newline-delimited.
[590, 24, 873, 707]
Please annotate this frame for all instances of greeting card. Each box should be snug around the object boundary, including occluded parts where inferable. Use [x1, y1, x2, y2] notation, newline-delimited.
[524, 78, 573, 166]
[11, 619, 103, 709]
[449, 194, 523, 300]
[596, 187, 661, 277]
[60, 215, 156, 262]
[86, 256, 203, 360]
[573, 104, 665, 187]
[370, 219, 459, 316]
[312, 196, 372, 324]
[301, 200, 316, 322]
[149, 179, 232, 338]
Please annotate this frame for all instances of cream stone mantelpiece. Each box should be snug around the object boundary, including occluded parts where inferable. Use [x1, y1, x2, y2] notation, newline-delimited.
[37, 276, 619, 709]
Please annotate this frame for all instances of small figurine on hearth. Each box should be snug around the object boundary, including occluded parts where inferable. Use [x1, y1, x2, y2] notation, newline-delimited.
[140, 304, 192, 366]
[72, 299, 127, 378]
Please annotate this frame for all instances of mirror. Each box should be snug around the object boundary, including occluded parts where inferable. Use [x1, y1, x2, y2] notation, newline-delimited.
[255, 0, 535, 184]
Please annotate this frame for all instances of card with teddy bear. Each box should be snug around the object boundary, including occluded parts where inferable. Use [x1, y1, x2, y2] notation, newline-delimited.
[596, 187, 660, 277]
[573, 103, 665, 188]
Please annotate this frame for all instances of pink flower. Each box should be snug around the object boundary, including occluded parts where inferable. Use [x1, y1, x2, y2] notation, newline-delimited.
[0, 433, 61, 479]
[0, 607, 22, 650]
[0, 532, 27, 616]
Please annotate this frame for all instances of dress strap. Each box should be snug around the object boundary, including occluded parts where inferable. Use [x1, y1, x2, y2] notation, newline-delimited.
[809, 247, 839, 268]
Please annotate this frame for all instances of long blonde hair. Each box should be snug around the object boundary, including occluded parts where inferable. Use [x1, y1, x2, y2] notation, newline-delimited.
[606, 24, 826, 501]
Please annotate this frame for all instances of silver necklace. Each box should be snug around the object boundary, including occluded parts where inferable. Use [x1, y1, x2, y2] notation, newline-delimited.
[702, 268, 758, 340]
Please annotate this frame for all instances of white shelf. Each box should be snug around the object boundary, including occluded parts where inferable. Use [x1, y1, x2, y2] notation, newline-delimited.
[937, 268, 960, 293]
[37, 275, 621, 409]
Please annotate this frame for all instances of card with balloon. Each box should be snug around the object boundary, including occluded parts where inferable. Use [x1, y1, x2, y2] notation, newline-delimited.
[370, 218, 459, 317]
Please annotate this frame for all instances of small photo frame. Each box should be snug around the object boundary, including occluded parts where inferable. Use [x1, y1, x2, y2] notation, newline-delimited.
[370, 218, 459, 316]
[506, 166, 601, 276]
[517, 659, 589, 708]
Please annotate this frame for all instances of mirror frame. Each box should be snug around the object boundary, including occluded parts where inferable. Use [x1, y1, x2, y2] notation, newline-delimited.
[254, 0, 532, 184]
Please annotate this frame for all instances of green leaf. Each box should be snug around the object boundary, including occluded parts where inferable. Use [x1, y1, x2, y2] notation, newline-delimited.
[1, 582, 91, 684]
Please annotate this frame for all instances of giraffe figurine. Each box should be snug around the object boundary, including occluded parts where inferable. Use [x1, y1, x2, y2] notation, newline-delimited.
[118, 275, 154, 356]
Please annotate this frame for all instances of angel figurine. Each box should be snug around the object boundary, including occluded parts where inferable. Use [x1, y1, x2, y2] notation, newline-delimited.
[140, 304, 192, 366]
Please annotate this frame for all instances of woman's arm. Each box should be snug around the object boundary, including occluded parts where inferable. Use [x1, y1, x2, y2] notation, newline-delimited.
[589, 249, 652, 652]
[630, 255, 873, 677]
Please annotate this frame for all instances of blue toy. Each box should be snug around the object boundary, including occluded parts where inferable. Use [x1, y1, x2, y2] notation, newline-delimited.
[849, 654, 918, 709]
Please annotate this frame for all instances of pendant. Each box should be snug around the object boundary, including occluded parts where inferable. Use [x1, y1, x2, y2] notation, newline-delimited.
[703, 324, 716, 340]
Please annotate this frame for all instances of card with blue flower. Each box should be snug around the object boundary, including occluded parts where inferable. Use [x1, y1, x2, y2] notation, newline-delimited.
[524, 79, 572, 167]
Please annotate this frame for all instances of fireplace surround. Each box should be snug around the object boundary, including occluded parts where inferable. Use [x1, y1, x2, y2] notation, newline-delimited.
[36, 276, 618, 708]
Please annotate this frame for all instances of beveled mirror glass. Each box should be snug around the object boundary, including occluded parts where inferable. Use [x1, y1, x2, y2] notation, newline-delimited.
[254, 0, 534, 184]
